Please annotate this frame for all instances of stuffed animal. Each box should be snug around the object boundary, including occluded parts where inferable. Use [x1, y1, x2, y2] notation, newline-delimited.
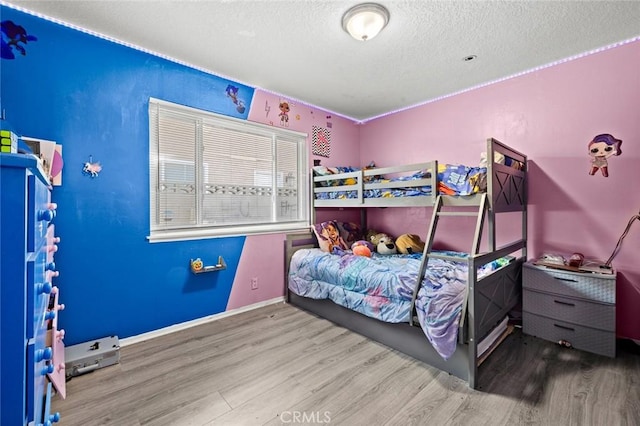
[352, 240, 374, 252]
[368, 232, 387, 246]
[365, 229, 381, 245]
[351, 240, 372, 257]
[376, 234, 397, 255]
[362, 161, 380, 182]
[396, 234, 426, 255]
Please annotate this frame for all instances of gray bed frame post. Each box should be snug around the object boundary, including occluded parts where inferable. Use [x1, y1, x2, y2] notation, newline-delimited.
[310, 169, 316, 225]
[467, 256, 479, 389]
[486, 137, 497, 252]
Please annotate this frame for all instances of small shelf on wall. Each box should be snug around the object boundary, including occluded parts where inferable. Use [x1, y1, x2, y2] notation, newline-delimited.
[190, 256, 226, 274]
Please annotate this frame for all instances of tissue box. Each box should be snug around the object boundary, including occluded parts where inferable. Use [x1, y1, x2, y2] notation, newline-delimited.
[0, 130, 17, 153]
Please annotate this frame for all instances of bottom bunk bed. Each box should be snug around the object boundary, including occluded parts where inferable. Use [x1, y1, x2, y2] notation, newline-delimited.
[285, 231, 524, 389]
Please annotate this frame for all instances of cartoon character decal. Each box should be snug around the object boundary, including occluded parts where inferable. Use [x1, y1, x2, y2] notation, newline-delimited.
[279, 101, 290, 127]
[588, 134, 622, 177]
[225, 84, 246, 114]
[83, 155, 102, 178]
[1, 20, 37, 59]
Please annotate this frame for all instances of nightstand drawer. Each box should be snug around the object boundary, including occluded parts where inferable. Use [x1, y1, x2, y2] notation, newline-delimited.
[523, 312, 615, 357]
[523, 289, 615, 331]
[523, 264, 615, 304]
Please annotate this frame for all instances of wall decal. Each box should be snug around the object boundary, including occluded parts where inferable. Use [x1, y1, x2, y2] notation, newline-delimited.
[1, 20, 37, 59]
[278, 101, 290, 127]
[326, 114, 333, 128]
[312, 126, 331, 157]
[264, 100, 271, 117]
[588, 133, 622, 177]
[83, 155, 102, 178]
[224, 84, 246, 114]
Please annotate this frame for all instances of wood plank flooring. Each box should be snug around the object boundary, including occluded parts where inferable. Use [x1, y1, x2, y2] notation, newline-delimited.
[52, 302, 640, 425]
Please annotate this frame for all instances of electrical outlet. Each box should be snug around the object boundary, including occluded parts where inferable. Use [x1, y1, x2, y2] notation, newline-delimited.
[251, 277, 258, 290]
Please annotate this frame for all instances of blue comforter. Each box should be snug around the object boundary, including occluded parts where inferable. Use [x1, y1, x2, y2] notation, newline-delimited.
[288, 249, 508, 359]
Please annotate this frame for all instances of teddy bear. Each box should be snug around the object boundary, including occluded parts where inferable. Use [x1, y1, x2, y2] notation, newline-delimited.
[395, 234, 426, 255]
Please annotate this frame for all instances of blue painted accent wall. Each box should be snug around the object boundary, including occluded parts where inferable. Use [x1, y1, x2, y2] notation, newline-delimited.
[1, 7, 255, 345]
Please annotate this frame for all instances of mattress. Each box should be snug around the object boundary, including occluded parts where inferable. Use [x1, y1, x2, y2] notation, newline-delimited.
[313, 163, 487, 200]
[288, 249, 511, 359]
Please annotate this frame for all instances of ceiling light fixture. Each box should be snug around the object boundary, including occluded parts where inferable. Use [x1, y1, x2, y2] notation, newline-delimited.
[342, 3, 390, 41]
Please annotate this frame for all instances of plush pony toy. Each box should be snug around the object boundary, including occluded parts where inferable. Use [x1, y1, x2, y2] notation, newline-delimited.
[395, 234, 426, 255]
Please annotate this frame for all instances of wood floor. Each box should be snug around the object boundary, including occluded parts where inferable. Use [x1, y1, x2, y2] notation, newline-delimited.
[52, 302, 640, 426]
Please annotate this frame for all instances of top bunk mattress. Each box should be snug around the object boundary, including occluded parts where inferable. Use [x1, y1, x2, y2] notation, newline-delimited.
[313, 163, 487, 202]
[312, 138, 526, 209]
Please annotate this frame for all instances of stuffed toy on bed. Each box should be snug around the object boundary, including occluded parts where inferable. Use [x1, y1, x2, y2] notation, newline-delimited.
[351, 240, 374, 257]
[365, 229, 380, 244]
[368, 233, 397, 254]
[396, 234, 425, 255]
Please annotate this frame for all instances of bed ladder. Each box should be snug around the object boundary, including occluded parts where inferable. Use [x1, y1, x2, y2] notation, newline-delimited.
[409, 193, 489, 325]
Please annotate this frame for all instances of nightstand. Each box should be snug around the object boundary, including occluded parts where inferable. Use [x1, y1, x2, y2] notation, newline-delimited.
[522, 262, 616, 357]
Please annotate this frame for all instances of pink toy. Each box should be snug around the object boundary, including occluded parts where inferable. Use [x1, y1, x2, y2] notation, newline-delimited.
[351, 240, 374, 257]
[352, 244, 371, 257]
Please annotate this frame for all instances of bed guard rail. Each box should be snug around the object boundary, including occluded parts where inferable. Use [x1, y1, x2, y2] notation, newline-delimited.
[457, 239, 526, 344]
[313, 161, 437, 207]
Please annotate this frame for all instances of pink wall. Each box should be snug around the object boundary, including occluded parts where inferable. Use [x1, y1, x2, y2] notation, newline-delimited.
[360, 40, 640, 339]
[226, 90, 360, 310]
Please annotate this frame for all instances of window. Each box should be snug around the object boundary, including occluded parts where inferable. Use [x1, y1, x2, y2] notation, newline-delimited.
[148, 98, 309, 242]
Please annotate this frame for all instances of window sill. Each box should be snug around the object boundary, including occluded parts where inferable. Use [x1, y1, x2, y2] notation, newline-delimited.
[147, 223, 310, 243]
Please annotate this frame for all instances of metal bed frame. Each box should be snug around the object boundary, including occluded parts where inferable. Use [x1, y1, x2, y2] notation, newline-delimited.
[285, 138, 527, 389]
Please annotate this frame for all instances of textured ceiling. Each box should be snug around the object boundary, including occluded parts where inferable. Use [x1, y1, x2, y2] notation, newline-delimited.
[3, 1, 640, 121]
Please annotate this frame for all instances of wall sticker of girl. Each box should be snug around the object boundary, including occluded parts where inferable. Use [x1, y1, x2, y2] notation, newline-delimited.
[279, 101, 290, 127]
[588, 133, 622, 177]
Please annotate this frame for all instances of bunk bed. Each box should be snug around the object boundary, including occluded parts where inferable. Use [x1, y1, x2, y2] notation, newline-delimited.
[285, 138, 527, 389]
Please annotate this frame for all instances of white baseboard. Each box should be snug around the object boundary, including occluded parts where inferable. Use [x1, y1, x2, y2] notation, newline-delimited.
[119, 297, 286, 347]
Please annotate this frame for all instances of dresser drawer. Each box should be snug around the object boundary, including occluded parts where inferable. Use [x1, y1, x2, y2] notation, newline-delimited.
[523, 264, 615, 304]
[523, 289, 615, 331]
[523, 312, 615, 357]
[27, 174, 53, 253]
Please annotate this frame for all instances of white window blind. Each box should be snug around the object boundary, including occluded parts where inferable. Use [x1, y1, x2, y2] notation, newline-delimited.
[149, 98, 309, 242]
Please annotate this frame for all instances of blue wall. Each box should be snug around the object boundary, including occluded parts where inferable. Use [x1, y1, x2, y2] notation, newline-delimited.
[1, 7, 255, 344]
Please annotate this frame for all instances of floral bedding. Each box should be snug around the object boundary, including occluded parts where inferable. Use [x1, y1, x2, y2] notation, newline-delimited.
[288, 249, 510, 359]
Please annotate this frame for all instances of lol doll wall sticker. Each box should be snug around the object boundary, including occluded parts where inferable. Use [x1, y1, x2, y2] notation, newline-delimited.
[588, 134, 622, 177]
[279, 101, 290, 127]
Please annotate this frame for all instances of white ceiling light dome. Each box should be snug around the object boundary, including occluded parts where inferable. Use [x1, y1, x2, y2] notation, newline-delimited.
[342, 3, 390, 41]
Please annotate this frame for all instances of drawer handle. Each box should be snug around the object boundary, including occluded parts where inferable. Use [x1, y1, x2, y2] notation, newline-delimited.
[553, 323, 575, 332]
[553, 300, 575, 307]
[553, 277, 578, 283]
